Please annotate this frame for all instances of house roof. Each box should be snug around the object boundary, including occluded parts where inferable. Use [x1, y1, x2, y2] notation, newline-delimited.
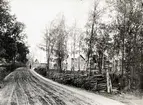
[80, 55, 85, 60]
[70, 54, 86, 60]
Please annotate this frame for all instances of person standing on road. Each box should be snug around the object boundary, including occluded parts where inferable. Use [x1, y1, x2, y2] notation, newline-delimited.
[29, 64, 31, 69]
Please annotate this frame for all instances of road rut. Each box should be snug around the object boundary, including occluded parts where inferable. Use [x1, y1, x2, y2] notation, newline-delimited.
[0, 67, 126, 105]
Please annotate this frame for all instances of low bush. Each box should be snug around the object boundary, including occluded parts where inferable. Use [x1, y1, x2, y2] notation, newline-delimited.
[34, 67, 47, 77]
[0, 67, 7, 82]
[0, 62, 26, 83]
[34, 67, 107, 92]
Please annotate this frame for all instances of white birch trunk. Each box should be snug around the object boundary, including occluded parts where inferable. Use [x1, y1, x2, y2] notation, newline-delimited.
[106, 69, 112, 93]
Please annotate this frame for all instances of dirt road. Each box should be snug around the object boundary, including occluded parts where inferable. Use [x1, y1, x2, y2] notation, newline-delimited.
[0, 67, 126, 105]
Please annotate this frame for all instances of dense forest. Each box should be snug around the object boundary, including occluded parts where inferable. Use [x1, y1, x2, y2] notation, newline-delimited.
[0, 0, 29, 81]
[36, 0, 143, 93]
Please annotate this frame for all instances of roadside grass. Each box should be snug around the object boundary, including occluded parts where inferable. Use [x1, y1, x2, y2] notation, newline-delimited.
[98, 89, 143, 105]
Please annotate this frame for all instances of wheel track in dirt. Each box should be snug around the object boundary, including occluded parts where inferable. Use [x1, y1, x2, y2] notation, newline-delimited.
[30, 73, 93, 105]
[0, 67, 126, 105]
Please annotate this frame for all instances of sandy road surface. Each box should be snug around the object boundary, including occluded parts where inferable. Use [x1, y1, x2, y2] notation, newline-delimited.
[0, 67, 126, 105]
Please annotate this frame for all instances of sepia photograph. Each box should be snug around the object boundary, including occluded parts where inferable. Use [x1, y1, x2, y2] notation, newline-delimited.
[0, 0, 143, 105]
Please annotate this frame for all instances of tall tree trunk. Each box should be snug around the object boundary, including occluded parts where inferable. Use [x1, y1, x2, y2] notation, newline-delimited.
[131, 33, 137, 88]
[59, 58, 62, 73]
[122, 36, 124, 76]
[78, 42, 81, 71]
[121, 2, 127, 77]
[46, 32, 50, 73]
[73, 32, 75, 71]
[141, 45, 142, 72]
[88, 17, 95, 76]
[106, 64, 112, 93]
[102, 52, 104, 74]
[98, 52, 103, 74]
[13, 36, 17, 66]
[86, 5, 96, 75]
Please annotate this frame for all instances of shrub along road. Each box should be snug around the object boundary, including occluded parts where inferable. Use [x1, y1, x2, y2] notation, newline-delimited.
[0, 67, 126, 105]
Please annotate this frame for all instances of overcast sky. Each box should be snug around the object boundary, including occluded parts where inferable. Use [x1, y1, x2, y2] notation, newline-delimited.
[10, 0, 107, 63]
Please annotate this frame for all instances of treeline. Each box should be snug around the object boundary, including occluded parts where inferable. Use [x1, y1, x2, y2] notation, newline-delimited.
[38, 0, 143, 91]
[0, 0, 29, 80]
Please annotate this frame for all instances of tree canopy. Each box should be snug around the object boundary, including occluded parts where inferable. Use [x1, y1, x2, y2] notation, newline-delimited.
[0, 0, 29, 64]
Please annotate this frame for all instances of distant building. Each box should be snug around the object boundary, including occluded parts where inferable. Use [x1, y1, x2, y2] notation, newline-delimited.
[38, 53, 87, 71]
[65, 54, 86, 71]
[33, 59, 40, 68]
[39, 63, 47, 68]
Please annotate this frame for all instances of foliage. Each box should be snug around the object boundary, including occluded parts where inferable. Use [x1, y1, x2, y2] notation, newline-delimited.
[34, 67, 47, 77]
[16, 42, 29, 63]
[0, 0, 29, 64]
[39, 0, 143, 92]
[35, 66, 107, 92]
[0, 0, 29, 82]
[39, 24, 59, 70]
[110, 0, 143, 90]
[83, 0, 143, 90]
[53, 18, 68, 72]
[84, 2, 112, 74]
